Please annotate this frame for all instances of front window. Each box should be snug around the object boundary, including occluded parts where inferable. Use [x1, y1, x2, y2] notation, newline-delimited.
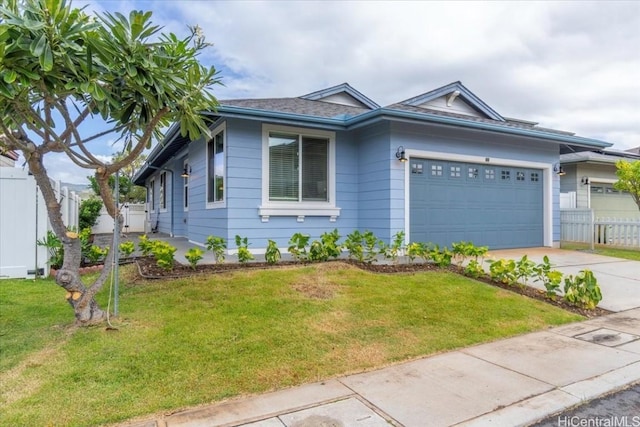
[183, 160, 189, 211]
[159, 172, 167, 210]
[268, 132, 328, 202]
[259, 124, 338, 221]
[148, 179, 155, 212]
[207, 126, 225, 205]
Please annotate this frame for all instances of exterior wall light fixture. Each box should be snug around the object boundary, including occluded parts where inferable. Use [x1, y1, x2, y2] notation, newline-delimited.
[181, 166, 192, 178]
[395, 146, 407, 162]
[553, 164, 566, 176]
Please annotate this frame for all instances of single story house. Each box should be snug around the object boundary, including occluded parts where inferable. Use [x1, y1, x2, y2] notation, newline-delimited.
[133, 81, 611, 252]
[560, 149, 640, 219]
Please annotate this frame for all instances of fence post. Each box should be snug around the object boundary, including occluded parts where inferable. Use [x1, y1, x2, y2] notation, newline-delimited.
[590, 210, 595, 251]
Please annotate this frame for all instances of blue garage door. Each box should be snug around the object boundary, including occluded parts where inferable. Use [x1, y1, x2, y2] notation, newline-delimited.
[409, 159, 543, 249]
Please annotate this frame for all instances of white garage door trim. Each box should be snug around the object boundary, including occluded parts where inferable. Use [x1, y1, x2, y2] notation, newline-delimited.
[402, 149, 554, 247]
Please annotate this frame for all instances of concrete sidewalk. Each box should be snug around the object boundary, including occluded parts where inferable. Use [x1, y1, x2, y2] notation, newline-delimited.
[121, 309, 640, 427]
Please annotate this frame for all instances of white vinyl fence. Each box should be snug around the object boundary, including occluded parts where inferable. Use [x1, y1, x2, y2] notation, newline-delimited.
[0, 168, 80, 279]
[92, 203, 146, 234]
[561, 208, 640, 249]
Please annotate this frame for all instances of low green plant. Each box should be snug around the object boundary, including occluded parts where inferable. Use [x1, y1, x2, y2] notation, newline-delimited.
[138, 234, 154, 256]
[406, 242, 427, 263]
[205, 235, 226, 263]
[362, 230, 382, 264]
[119, 241, 135, 258]
[36, 230, 63, 269]
[235, 235, 254, 264]
[534, 256, 563, 299]
[452, 241, 488, 266]
[514, 255, 536, 287]
[563, 270, 602, 309]
[86, 245, 108, 264]
[464, 259, 485, 278]
[288, 233, 310, 262]
[429, 245, 453, 268]
[150, 241, 177, 271]
[184, 247, 204, 270]
[320, 229, 342, 259]
[265, 240, 281, 265]
[344, 230, 365, 262]
[381, 231, 405, 263]
[487, 258, 517, 286]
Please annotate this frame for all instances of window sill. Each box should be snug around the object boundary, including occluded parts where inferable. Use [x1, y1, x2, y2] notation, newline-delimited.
[258, 204, 341, 222]
[206, 201, 226, 210]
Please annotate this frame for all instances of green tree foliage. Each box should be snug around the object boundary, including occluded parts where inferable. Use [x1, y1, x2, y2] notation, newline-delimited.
[614, 160, 640, 212]
[0, 0, 221, 324]
[78, 198, 103, 231]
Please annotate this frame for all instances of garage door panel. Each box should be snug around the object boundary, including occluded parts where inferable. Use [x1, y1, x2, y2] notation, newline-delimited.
[410, 159, 543, 249]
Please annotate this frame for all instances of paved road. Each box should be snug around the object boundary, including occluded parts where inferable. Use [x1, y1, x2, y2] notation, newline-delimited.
[531, 383, 640, 427]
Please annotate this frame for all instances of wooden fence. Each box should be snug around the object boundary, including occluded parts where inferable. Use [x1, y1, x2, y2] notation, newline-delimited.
[561, 209, 640, 249]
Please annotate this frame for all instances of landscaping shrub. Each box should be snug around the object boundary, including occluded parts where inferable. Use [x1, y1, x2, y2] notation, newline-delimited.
[205, 235, 226, 263]
[184, 247, 204, 270]
[235, 235, 254, 263]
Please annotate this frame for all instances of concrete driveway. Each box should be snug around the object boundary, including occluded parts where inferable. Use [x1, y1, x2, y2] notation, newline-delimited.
[487, 248, 640, 312]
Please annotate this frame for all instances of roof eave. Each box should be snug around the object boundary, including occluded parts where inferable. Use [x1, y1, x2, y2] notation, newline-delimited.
[346, 108, 611, 150]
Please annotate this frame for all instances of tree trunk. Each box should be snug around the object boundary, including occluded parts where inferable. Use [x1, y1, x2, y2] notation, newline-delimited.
[27, 151, 111, 325]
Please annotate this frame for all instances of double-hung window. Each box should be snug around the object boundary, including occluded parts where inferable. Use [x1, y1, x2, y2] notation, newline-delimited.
[260, 124, 339, 221]
[148, 179, 155, 213]
[207, 124, 225, 207]
[159, 172, 167, 211]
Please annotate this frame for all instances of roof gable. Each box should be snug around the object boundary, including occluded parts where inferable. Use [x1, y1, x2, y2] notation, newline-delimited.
[397, 81, 505, 121]
[300, 83, 380, 110]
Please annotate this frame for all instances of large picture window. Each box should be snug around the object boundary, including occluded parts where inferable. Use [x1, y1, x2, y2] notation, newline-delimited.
[268, 132, 328, 202]
[260, 124, 339, 221]
[207, 126, 225, 205]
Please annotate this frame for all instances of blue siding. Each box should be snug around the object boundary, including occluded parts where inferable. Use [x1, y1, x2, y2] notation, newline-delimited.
[356, 122, 394, 241]
[149, 115, 562, 250]
[186, 132, 228, 245]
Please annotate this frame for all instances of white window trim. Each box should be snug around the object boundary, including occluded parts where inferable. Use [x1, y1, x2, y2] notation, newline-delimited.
[259, 124, 340, 222]
[402, 149, 553, 247]
[206, 122, 227, 209]
[159, 171, 168, 213]
[183, 158, 189, 212]
[149, 178, 155, 213]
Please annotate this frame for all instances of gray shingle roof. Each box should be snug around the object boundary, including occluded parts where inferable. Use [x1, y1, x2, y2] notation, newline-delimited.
[220, 97, 371, 119]
[384, 103, 576, 136]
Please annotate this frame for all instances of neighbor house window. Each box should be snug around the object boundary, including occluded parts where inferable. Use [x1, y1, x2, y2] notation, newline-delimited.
[159, 172, 167, 210]
[259, 124, 338, 221]
[148, 179, 155, 212]
[268, 132, 328, 202]
[207, 124, 225, 206]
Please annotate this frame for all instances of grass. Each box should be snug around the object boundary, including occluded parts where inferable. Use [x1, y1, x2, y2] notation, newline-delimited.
[560, 242, 640, 261]
[0, 263, 583, 427]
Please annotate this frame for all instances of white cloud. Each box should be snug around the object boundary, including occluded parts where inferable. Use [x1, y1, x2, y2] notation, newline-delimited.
[82, 0, 639, 153]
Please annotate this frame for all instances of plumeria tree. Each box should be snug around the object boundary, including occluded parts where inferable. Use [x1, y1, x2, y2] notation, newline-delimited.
[0, 0, 221, 324]
[614, 160, 640, 212]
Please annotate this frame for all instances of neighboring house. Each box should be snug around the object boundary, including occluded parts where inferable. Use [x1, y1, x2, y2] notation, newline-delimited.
[0, 149, 18, 167]
[560, 150, 640, 219]
[133, 81, 611, 252]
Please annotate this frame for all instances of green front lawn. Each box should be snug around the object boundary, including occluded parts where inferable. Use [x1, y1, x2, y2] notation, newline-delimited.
[561, 242, 640, 261]
[0, 263, 582, 427]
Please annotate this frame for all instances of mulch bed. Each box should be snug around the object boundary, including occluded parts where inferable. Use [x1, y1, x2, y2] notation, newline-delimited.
[132, 257, 611, 318]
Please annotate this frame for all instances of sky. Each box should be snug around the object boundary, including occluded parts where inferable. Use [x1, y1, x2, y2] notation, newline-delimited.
[22, 0, 640, 185]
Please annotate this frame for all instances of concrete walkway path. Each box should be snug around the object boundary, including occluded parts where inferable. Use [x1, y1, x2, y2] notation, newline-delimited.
[121, 309, 640, 427]
[118, 247, 640, 427]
